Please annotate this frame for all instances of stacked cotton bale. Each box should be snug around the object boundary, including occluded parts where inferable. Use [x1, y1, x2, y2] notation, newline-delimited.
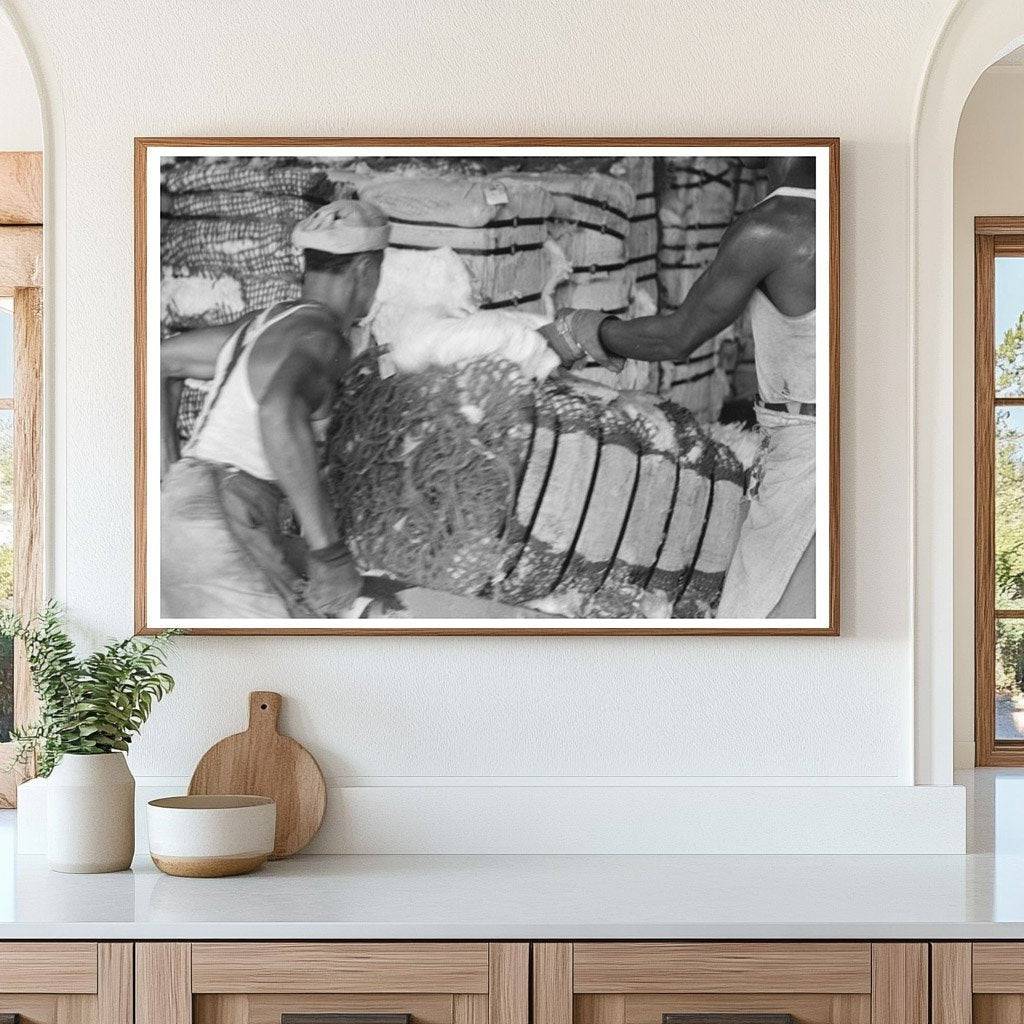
[356, 176, 554, 314]
[617, 156, 659, 312]
[161, 158, 336, 331]
[326, 355, 746, 619]
[499, 171, 652, 390]
[656, 157, 739, 422]
[160, 157, 341, 438]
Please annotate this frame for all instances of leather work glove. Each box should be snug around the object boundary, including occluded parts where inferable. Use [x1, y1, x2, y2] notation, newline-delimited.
[539, 308, 626, 372]
[304, 541, 364, 617]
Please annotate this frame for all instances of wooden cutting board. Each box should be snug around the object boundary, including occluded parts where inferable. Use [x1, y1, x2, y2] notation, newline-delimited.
[188, 691, 326, 859]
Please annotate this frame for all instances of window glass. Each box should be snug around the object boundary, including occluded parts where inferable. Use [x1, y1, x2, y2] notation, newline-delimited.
[996, 256, 1024, 397]
[997, 619, 1024, 740]
[996, 407, 1024, 610]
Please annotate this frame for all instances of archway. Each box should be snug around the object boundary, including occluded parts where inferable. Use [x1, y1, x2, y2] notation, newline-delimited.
[913, 0, 1024, 785]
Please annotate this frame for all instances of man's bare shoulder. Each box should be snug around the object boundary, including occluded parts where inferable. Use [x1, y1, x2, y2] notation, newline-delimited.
[738, 194, 814, 240]
[260, 303, 344, 360]
[724, 196, 815, 266]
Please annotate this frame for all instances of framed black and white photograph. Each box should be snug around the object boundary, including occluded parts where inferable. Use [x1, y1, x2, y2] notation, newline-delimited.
[135, 138, 839, 635]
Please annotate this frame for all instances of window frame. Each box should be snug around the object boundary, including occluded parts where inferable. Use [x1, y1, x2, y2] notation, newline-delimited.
[975, 218, 1024, 765]
[0, 151, 43, 807]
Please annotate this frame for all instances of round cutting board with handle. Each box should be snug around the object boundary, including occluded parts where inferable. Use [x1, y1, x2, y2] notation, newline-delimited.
[188, 691, 326, 860]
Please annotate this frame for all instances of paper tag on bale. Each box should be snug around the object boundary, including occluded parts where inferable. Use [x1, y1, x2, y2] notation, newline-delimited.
[483, 183, 510, 206]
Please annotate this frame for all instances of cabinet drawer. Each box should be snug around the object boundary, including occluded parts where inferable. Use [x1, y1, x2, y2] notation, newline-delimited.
[934, 942, 1024, 1024]
[0, 942, 130, 1024]
[0, 942, 98, 993]
[139, 942, 528, 1024]
[572, 944, 872, 994]
[191, 943, 490, 993]
[535, 944, 925, 1024]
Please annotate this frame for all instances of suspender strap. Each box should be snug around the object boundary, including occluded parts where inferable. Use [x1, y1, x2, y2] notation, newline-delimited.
[185, 302, 320, 445]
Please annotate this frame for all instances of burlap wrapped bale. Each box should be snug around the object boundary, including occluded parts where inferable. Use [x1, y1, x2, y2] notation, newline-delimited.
[161, 217, 298, 277]
[161, 158, 334, 201]
[552, 401, 641, 596]
[495, 386, 601, 603]
[673, 431, 747, 618]
[356, 175, 554, 313]
[325, 355, 747, 618]
[327, 356, 536, 595]
[164, 191, 320, 222]
[161, 270, 245, 334]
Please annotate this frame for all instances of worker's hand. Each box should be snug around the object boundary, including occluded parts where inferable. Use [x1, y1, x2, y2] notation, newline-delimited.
[539, 308, 626, 372]
[304, 541, 363, 617]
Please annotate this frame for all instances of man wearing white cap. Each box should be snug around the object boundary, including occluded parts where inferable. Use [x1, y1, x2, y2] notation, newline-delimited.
[160, 199, 390, 620]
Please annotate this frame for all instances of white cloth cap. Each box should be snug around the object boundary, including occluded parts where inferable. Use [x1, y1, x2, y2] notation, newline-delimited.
[292, 199, 390, 254]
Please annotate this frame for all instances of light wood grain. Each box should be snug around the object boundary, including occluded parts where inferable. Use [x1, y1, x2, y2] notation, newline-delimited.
[14, 286, 42, 725]
[973, 944, 1024, 992]
[194, 995, 249, 1024]
[577, 995, 626, 1024]
[0, 285, 42, 806]
[535, 944, 573, 1024]
[573, 943, 872, 994]
[136, 943, 192, 1024]
[0, 153, 42, 224]
[623, 993, 837, 1024]
[0, 942, 97, 993]
[0, 226, 41, 288]
[976, 995, 1024, 1024]
[192, 942, 489, 994]
[870, 945, 927, 1024]
[151, 853, 268, 878]
[226, 993, 453, 1024]
[978, 217, 1024, 236]
[133, 134, 148, 634]
[134, 135, 840, 637]
[976, 228, 999, 765]
[0, 994, 60, 1023]
[832, 995, 872, 1024]
[931, 944, 972, 1024]
[489, 943, 529, 1024]
[975, 223, 1024, 765]
[454, 994, 488, 1024]
[56, 995, 96, 1024]
[97, 944, 133, 1024]
[188, 691, 326, 859]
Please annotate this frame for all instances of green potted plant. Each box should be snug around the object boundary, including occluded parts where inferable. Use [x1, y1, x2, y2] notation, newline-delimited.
[2, 603, 177, 873]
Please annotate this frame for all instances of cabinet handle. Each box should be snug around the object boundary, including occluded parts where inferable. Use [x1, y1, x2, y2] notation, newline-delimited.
[283, 1016, 411, 1024]
[664, 1016, 796, 1024]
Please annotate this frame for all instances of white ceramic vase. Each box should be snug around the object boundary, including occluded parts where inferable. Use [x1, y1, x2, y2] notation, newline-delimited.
[46, 752, 135, 873]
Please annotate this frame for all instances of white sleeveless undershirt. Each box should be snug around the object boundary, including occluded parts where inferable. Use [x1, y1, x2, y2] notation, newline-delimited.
[187, 302, 323, 481]
[749, 186, 816, 405]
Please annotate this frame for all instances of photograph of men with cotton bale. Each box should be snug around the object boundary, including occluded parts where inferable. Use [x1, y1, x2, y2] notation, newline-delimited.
[137, 140, 837, 634]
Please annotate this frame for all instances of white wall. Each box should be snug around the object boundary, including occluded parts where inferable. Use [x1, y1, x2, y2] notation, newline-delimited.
[1, 0, 973, 851]
[952, 65, 1024, 768]
[0, 9, 39, 151]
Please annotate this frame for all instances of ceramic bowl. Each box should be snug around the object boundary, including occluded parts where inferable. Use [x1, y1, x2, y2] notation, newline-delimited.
[147, 795, 276, 877]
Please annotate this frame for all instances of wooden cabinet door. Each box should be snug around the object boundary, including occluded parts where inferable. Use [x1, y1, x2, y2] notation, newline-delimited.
[934, 943, 1024, 1024]
[137, 943, 528, 1024]
[534, 944, 928, 1024]
[0, 942, 132, 1024]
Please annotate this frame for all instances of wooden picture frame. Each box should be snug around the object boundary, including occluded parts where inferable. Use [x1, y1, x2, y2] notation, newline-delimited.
[136, 137, 840, 636]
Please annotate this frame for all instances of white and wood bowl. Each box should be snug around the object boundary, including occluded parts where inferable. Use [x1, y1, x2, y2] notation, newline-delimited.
[147, 795, 276, 877]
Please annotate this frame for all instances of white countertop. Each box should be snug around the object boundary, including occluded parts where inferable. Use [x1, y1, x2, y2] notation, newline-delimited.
[1, 769, 1021, 941]
[0, 849, 1023, 940]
